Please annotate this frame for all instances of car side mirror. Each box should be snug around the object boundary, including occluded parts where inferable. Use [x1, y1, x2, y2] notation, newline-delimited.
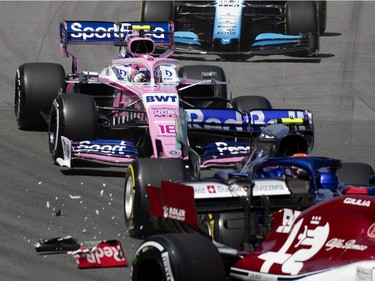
[201, 71, 217, 81]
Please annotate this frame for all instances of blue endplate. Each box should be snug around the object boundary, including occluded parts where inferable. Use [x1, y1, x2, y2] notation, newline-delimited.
[252, 33, 302, 47]
[175, 31, 201, 46]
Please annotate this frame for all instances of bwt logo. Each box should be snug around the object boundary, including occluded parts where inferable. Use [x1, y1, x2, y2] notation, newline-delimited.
[144, 95, 178, 104]
[69, 22, 166, 41]
[164, 69, 173, 77]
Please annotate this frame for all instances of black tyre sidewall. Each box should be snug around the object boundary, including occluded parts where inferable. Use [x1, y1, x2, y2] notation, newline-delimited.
[230, 95, 272, 114]
[178, 65, 228, 108]
[141, 1, 174, 21]
[49, 94, 98, 161]
[132, 233, 225, 281]
[285, 1, 319, 56]
[15, 63, 65, 130]
[317, 0, 327, 34]
[286, 1, 318, 35]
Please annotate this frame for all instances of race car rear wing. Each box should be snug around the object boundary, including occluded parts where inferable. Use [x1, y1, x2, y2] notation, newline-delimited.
[178, 108, 313, 170]
[185, 108, 313, 136]
[60, 20, 175, 72]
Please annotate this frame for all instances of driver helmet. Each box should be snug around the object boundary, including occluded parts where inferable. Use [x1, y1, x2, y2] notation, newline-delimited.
[287, 153, 309, 178]
[129, 64, 150, 82]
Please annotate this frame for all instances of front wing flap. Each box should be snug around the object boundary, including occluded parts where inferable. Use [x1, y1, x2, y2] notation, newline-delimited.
[57, 137, 138, 167]
[174, 32, 317, 56]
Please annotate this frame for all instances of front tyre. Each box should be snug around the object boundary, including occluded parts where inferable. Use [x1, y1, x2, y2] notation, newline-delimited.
[140, 1, 174, 21]
[230, 95, 272, 114]
[178, 65, 228, 108]
[285, 1, 319, 56]
[317, 0, 327, 35]
[132, 233, 226, 281]
[48, 94, 98, 163]
[15, 63, 65, 130]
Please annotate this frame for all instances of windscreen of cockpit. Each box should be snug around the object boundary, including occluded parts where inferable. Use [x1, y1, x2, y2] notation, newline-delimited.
[240, 140, 276, 175]
[112, 62, 150, 83]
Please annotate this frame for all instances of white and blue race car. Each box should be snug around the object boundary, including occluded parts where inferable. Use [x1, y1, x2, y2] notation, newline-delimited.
[141, 0, 326, 57]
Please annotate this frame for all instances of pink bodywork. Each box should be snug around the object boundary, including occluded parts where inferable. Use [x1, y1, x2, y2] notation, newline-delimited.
[69, 56, 185, 164]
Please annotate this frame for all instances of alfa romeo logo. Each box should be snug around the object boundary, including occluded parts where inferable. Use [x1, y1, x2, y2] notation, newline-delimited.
[367, 223, 375, 239]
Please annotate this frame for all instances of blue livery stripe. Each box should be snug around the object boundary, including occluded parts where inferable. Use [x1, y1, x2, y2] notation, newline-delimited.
[255, 33, 302, 41]
[252, 33, 302, 47]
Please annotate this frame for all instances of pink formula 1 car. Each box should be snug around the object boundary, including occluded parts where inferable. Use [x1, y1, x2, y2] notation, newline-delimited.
[14, 21, 313, 168]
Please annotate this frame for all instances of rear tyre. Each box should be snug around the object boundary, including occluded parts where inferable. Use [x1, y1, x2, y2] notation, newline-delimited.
[230, 95, 272, 114]
[15, 63, 65, 130]
[140, 1, 174, 21]
[48, 94, 98, 162]
[178, 65, 228, 108]
[285, 1, 319, 56]
[132, 233, 226, 281]
[336, 162, 374, 185]
[124, 158, 188, 238]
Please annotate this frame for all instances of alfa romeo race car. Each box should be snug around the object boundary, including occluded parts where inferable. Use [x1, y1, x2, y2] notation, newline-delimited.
[141, 0, 326, 57]
[14, 20, 314, 169]
[131, 185, 375, 281]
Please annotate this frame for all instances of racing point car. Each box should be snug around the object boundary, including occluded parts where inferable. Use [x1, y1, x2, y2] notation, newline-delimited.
[131, 183, 375, 281]
[14, 20, 315, 169]
[141, 0, 327, 57]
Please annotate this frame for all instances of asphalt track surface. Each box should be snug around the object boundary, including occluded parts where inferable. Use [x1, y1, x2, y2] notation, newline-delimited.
[1, 1, 375, 280]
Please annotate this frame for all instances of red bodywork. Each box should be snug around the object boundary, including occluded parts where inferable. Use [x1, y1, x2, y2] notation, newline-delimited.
[146, 182, 375, 279]
[232, 195, 375, 278]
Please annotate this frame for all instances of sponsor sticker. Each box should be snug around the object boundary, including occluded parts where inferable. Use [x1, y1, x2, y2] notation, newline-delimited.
[252, 179, 291, 196]
[326, 238, 368, 251]
[73, 140, 129, 155]
[343, 197, 371, 207]
[72, 240, 127, 268]
[367, 223, 375, 239]
[190, 182, 247, 199]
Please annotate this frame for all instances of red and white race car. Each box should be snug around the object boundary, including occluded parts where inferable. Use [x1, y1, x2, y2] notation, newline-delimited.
[131, 181, 375, 281]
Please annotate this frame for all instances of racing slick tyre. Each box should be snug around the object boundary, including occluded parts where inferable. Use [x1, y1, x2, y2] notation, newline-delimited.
[178, 65, 228, 108]
[124, 158, 188, 239]
[317, 0, 327, 35]
[140, 1, 174, 21]
[285, 1, 319, 56]
[48, 94, 98, 163]
[15, 63, 65, 131]
[336, 162, 375, 185]
[230, 95, 272, 114]
[132, 233, 226, 281]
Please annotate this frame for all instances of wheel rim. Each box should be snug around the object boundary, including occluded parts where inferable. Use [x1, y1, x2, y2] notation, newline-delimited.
[14, 70, 21, 122]
[48, 108, 58, 154]
[124, 174, 135, 229]
[199, 214, 214, 239]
